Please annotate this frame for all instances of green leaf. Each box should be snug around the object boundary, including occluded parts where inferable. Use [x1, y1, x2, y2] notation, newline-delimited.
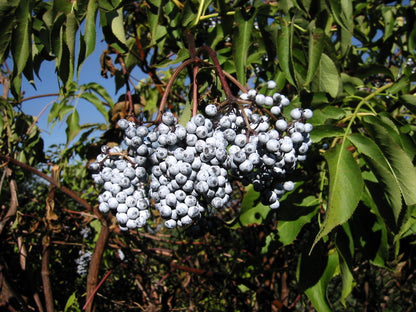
[84, 0, 98, 58]
[387, 76, 409, 94]
[363, 116, 416, 206]
[179, 101, 192, 127]
[77, 0, 98, 76]
[400, 94, 416, 115]
[65, 110, 81, 144]
[230, 185, 270, 228]
[338, 255, 354, 307]
[86, 82, 114, 107]
[101, 7, 127, 53]
[309, 125, 345, 143]
[303, 250, 338, 312]
[64, 292, 78, 312]
[0, 0, 19, 64]
[277, 196, 319, 245]
[11, 0, 31, 98]
[233, 8, 255, 86]
[349, 133, 402, 224]
[305, 26, 324, 85]
[277, 16, 296, 86]
[111, 7, 126, 46]
[65, 11, 78, 84]
[312, 53, 340, 98]
[328, 0, 353, 33]
[314, 140, 364, 245]
[309, 106, 346, 125]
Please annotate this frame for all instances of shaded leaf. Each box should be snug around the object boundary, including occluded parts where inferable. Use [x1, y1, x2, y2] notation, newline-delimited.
[349, 133, 402, 224]
[277, 195, 319, 245]
[363, 116, 416, 206]
[0, 0, 19, 64]
[303, 250, 338, 312]
[400, 94, 416, 115]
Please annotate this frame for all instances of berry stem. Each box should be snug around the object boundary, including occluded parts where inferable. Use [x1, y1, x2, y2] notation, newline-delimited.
[155, 57, 200, 123]
[197, 45, 236, 102]
[192, 65, 199, 116]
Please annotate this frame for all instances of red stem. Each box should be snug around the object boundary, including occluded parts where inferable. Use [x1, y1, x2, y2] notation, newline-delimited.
[83, 268, 113, 310]
[155, 57, 200, 122]
[192, 65, 199, 116]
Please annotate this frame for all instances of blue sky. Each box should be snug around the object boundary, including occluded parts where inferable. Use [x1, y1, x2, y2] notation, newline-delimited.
[19, 30, 146, 149]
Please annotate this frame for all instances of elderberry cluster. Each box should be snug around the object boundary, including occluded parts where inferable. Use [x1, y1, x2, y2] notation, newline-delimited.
[89, 81, 313, 230]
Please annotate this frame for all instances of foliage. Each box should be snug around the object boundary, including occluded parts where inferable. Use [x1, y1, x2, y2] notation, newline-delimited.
[1, 0, 416, 311]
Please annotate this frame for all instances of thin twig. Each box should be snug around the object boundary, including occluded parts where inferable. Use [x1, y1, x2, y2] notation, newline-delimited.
[155, 57, 200, 123]
[0, 168, 19, 235]
[0, 154, 92, 211]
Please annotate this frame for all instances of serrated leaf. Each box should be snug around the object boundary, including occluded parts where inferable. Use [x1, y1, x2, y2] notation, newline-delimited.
[101, 7, 127, 52]
[65, 110, 81, 144]
[314, 141, 364, 245]
[0, 0, 19, 64]
[363, 117, 416, 206]
[349, 133, 402, 224]
[387, 76, 409, 94]
[328, 0, 353, 33]
[233, 8, 255, 86]
[12, 0, 30, 75]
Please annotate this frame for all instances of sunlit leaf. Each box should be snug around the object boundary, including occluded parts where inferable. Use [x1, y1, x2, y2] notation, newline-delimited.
[233, 8, 255, 86]
[312, 53, 340, 98]
[65, 110, 81, 144]
[305, 26, 324, 85]
[277, 15, 296, 86]
[314, 140, 364, 245]
[310, 125, 345, 143]
[349, 133, 402, 224]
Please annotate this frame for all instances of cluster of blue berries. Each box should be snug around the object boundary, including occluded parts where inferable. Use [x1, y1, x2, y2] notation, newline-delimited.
[89, 81, 313, 230]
